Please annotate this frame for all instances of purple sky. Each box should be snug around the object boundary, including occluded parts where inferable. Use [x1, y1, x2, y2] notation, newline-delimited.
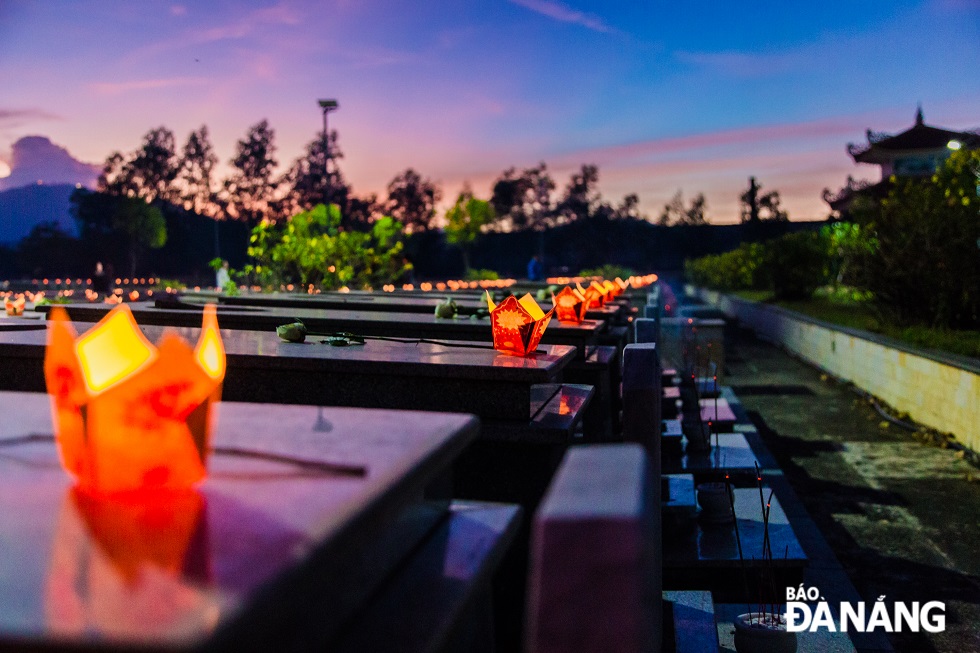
[1, 0, 978, 222]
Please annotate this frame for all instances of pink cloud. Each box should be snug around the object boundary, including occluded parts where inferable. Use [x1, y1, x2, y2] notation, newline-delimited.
[550, 115, 872, 168]
[0, 108, 62, 127]
[508, 0, 617, 34]
[89, 77, 210, 95]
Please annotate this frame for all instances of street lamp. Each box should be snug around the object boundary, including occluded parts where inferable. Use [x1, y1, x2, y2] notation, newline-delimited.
[318, 99, 339, 206]
[318, 100, 339, 169]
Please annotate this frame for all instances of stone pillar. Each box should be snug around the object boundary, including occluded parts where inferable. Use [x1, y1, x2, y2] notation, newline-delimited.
[526, 444, 660, 653]
[634, 317, 659, 345]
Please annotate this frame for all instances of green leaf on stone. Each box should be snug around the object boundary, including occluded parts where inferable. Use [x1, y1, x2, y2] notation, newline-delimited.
[276, 321, 308, 343]
[434, 297, 458, 319]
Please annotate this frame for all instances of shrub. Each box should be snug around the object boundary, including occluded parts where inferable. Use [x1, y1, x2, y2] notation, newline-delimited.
[579, 264, 635, 280]
[684, 242, 767, 291]
[685, 231, 832, 299]
[850, 150, 980, 328]
[465, 268, 500, 281]
[246, 203, 412, 291]
[764, 231, 828, 300]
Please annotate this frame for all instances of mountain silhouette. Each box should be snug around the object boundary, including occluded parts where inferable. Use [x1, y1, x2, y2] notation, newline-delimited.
[0, 184, 78, 244]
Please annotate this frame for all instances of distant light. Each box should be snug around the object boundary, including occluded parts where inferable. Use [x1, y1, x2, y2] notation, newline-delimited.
[75, 183, 82, 189]
[947, 140, 962, 150]
[37, 180, 43, 185]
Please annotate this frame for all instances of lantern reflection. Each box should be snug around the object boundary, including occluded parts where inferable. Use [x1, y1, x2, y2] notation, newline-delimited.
[45, 486, 216, 640]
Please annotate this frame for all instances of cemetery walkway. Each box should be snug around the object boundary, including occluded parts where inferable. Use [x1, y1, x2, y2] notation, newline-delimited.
[725, 327, 980, 653]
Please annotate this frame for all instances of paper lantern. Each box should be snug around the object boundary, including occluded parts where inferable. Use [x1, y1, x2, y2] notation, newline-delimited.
[576, 282, 604, 309]
[552, 286, 587, 323]
[4, 295, 25, 316]
[44, 304, 225, 494]
[486, 291, 554, 357]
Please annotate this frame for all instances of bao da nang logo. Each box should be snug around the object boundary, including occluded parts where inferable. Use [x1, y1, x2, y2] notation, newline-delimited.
[785, 586, 945, 633]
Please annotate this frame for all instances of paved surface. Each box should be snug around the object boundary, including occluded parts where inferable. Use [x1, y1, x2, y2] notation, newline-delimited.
[725, 327, 980, 653]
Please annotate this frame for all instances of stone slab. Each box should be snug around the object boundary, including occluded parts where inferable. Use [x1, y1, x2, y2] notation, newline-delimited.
[332, 501, 522, 653]
[699, 397, 737, 428]
[210, 291, 622, 322]
[34, 301, 604, 359]
[663, 432, 768, 477]
[0, 391, 478, 651]
[663, 488, 807, 602]
[0, 323, 577, 422]
[663, 590, 718, 653]
[663, 474, 697, 522]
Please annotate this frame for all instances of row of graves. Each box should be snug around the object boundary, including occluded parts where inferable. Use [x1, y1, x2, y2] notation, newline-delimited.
[0, 275, 860, 652]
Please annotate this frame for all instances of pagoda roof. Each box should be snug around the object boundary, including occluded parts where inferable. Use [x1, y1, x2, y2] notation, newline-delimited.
[822, 176, 889, 211]
[847, 108, 979, 163]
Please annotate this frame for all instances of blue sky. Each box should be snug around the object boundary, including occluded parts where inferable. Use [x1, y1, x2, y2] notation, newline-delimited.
[1, 0, 978, 222]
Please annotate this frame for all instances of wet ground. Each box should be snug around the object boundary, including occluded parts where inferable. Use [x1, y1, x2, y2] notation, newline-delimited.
[725, 327, 980, 653]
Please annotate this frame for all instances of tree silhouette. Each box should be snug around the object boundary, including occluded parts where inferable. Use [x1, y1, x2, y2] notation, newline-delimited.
[658, 190, 685, 226]
[179, 126, 218, 216]
[490, 162, 555, 231]
[385, 168, 441, 233]
[658, 190, 708, 225]
[344, 193, 383, 231]
[98, 127, 180, 203]
[222, 120, 281, 224]
[612, 193, 644, 221]
[740, 176, 787, 222]
[555, 164, 600, 224]
[282, 131, 351, 217]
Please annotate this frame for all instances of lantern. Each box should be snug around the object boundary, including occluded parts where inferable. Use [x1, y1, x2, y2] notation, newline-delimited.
[552, 286, 587, 323]
[486, 291, 553, 357]
[4, 295, 25, 316]
[576, 282, 604, 309]
[44, 304, 226, 494]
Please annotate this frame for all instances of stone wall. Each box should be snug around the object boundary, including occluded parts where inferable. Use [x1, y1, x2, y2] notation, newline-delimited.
[698, 290, 980, 455]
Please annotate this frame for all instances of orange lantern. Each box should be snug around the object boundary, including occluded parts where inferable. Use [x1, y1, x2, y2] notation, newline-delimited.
[44, 304, 226, 494]
[552, 286, 587, 323]
[576, 282, 604, 309]
[486, 291, 554, 357]
[4, 295, 26, 316]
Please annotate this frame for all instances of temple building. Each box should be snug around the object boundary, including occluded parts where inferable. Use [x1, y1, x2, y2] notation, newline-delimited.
[823, 107, 979, 216]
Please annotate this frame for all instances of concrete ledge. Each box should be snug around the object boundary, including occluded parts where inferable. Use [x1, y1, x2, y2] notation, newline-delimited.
[698, 290, 980, 454]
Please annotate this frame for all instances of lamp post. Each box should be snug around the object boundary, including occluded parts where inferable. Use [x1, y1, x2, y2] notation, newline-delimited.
[318, 99, 339, 207]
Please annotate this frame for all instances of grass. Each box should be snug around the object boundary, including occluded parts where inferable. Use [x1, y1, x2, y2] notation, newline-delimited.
[732, 288, 980, 360]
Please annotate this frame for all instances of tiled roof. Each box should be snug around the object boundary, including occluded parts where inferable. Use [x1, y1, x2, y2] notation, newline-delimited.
[847, 109, 979, 162]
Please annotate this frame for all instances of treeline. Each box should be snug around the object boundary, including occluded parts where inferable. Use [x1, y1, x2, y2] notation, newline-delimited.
[87, 120, 793, 232]
[91, 122, 651, 232]
[2, 117, 798, 280]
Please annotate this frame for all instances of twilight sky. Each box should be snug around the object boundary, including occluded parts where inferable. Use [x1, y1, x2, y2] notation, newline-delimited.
[1, 0, 978, 223]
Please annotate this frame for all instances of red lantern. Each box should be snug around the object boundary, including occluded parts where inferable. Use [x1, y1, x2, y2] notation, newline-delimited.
[486, 292, 554, 356]
[553, 286, 587, 323]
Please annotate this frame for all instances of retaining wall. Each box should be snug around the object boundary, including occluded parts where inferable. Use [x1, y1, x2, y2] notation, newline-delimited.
[698, 289, 980, 454]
